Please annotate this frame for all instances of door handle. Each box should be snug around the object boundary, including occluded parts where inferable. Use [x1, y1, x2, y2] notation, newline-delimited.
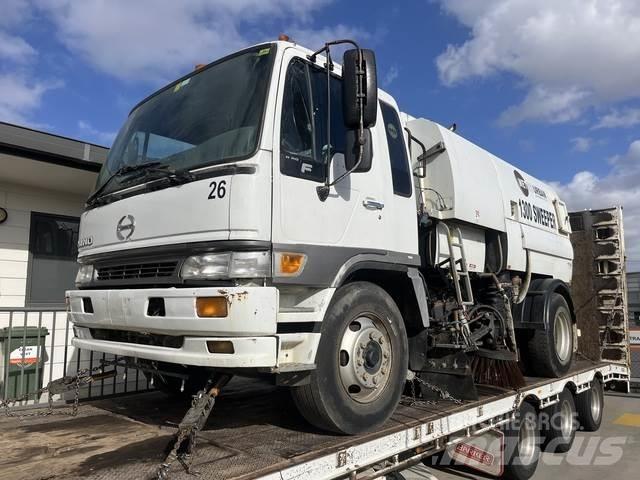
[363, 198, 384, 210]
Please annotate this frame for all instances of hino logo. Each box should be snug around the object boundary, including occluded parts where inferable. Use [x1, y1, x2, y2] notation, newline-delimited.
[77, 236, 93, 248]
[116, 214, 135, 240]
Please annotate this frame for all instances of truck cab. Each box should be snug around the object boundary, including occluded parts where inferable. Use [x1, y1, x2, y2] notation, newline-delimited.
[68, 40, 417, 419]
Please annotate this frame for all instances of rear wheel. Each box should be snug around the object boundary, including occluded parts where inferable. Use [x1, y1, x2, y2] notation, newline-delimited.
[291, 281, 408, 434]
[576, 376, 604, 432]
[542, 388, 577, 453]
[502, 402, 540, 480]
[526, 293, 573, 378]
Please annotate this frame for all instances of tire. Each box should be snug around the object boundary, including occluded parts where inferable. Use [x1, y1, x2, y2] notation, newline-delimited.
[576, 376, 604, 432]
[526, 293, 573, 378]
[541, 388, 577, 453]
[502, 402, 540, 480]
[291, 281, 408, 434]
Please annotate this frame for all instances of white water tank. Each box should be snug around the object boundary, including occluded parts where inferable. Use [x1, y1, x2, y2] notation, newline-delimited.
[406, 118, 573, 281]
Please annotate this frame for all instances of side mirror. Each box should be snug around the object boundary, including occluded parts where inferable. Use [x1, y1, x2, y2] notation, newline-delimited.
[344, 129, 372, 172]
[342, 49, 377, 129]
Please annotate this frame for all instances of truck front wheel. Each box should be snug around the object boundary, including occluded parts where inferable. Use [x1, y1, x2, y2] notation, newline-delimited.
[291, 281, 408, 434]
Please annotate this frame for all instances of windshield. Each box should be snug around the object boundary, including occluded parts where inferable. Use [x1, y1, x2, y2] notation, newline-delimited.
[93, 45, 275, 197]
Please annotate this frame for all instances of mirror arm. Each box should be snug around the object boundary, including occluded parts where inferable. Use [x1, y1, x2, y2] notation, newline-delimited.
[309, 39, 360, 62]
[316, 39, 364, 202]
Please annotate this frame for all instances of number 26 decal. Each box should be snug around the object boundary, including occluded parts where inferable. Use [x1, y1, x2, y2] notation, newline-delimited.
[208, 180, 227, 199]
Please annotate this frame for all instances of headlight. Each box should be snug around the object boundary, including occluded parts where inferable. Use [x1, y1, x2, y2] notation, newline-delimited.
[181, 252, 270, 279]
[75, 264, 94, 286]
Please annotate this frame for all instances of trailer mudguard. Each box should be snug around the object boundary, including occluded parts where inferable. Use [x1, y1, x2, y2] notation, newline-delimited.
[513, 278, 575, 330]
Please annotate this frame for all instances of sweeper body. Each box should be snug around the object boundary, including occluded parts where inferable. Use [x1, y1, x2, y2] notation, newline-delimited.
[67, 39, 576, 435]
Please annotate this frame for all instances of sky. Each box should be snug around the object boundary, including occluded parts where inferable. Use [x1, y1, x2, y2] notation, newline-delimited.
[1, 0, 639, 266]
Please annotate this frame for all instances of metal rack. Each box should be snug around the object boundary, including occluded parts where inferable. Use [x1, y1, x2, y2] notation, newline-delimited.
[569, 206, 630, 368]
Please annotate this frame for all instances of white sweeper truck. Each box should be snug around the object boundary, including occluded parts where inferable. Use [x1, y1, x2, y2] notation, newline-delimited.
[37, 37, 628, 479]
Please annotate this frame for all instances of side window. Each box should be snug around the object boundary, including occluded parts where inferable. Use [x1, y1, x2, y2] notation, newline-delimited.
[381, 102, 412, 197]
[280, 58, 348, 182]
[309, 67, 347, 158]
[280, 58, 322, 181]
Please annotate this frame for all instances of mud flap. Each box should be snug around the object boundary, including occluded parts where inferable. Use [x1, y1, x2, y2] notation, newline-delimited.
[446, 428, 504, 477]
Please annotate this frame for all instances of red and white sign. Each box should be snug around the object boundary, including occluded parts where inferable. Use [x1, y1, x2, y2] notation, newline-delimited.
[454, 442, 494, 466]
[9, 346, 39, 367]
[447, 428, 504, 476]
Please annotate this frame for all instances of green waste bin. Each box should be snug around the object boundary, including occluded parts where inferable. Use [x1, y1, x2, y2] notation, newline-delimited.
[0, 326, 49, 400]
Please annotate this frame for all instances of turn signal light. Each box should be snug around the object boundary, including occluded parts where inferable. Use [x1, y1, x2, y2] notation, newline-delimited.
[196, 297, 228, 317]
[278, 253, 307, 276]
[207, 340, 235, 354]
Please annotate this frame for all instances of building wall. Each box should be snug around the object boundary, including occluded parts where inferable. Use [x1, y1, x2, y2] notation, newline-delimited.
[0, 181, 150, 402]
[0, 181, 86, 308]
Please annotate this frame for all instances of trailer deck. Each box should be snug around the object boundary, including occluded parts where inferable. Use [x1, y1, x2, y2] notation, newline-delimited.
[0, 360, 629, 480]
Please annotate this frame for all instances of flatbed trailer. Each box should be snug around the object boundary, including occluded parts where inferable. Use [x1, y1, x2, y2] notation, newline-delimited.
[0, 359, 629, 480]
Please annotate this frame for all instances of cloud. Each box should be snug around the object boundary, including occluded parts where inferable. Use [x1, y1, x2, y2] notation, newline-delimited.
[0, 31, 37, 63]
[383, 65, 399, 87]
[570, 136, 593, 153]
[0, 0, 32, 27]
[498, 85, 591, 126]
[593, 107, 640, 129]
[437, 1, 640, 125]
[37, 0, 354, 83]
[550, 139, 640, 265]
[77, 120, 116, 146]
[0, 74, 62, 125]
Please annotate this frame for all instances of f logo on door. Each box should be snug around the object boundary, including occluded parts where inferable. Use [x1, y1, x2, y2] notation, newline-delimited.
[116, 214, 135, 240]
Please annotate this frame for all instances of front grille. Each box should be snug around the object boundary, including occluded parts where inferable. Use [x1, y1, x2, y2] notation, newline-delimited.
[96, 261, 178, 281]
[90, 328, 184, 349]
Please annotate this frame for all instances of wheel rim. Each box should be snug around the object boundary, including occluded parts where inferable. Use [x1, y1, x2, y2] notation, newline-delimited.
[518, 415, 537, 465]
[554, 309, 572, 363]
[338, 314, 393, 404]
[560, 399, 573, 438]
[591, 382, 603, 421]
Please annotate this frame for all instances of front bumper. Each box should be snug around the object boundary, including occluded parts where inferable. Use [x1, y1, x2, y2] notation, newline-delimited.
[72, 329, 277, 368]
[67, 286, 279, 368]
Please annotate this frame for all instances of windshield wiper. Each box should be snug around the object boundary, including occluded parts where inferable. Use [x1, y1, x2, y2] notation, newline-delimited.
[86, 162, 194, 207]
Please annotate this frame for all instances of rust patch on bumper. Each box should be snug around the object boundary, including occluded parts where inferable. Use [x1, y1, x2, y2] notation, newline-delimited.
[217, 289, 250, 306]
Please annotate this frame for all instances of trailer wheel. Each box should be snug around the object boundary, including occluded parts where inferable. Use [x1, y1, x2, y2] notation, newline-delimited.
[502, 402, 540, 480]
[291, 281, 408, 434]
[576, 376, 604, 432]
[542, 388, 577, 453]
[526, 293, 573, 378]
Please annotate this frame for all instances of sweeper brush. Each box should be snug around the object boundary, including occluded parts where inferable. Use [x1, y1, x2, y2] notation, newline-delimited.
[471, 349, 526, 389]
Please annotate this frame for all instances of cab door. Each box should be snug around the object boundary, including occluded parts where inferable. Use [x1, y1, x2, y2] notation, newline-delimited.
[376, 100, 419, 257]
[272, 49, 388, 283]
